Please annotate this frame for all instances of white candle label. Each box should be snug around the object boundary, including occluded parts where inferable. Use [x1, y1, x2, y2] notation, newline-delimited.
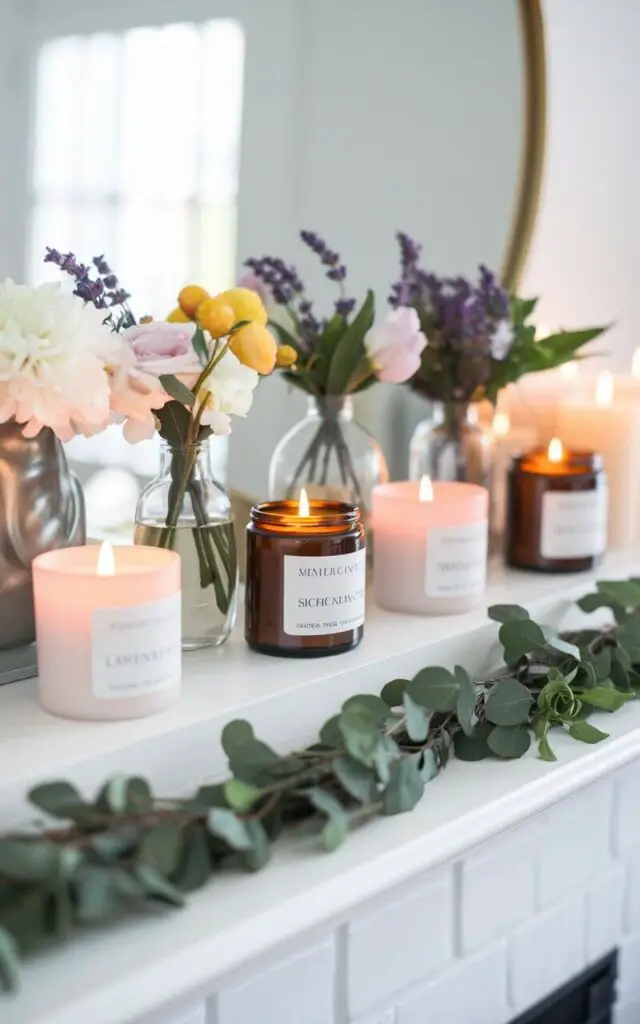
[283, 549, 366, 636]
[540, 489, 607, 559]
[425, 520, 488, 598]
[92, 593, 181, 700]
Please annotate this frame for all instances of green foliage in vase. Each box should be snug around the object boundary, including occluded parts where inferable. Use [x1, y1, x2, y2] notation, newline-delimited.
[0, 579, 638, 992]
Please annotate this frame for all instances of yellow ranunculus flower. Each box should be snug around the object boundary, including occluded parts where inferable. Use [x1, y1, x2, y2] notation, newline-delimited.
[196, 297, 236, 339]
[216, 287, 268, 327]
[167, 307, 191, 323]
[275, 344, 298, 368]
[178, 284, 210, 318]
[229, 322, 277, 375]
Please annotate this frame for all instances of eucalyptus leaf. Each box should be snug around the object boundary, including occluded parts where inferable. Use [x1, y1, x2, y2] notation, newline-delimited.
[579, 686, 634, 712]
[487, 604, 530, 624]
[342, 694, 390, 725]
[417, 748, 438, 782]
[171, 825, 211, 892]
[408, 666, 459, 712]
[158, 374, 196, 408]
[380, 678, 410, 707]
[75, 866, 122, 922]
[373, 733, 400, 785]
[224, 779, 263, 812]
[485, 679, 533, 727]
[454, 665, 477, 737]
[90, 826, 139, 861]
[487, 725, 531, 759]
[498, 619, 546, 660]
[534, 718, 557, 762]
[568, 720, 609, 744]
[305, 788, 349, 852]
[0, 926, 20, 992]
[139, 822, 183, 876]
[333, 756, 378, 804]
[611, 646, 633, 691]
[542, 629, 580, 660]
[207, 808, 253, 851]
[597, 579, 640, 608]
[134, 864, 185, 906]
[221, 719, 255, 756]
[28, 781, 92, 822]
[338, 704, 383, 767]
[453, 726, 491, 762]
[577, 591, 627, 623]
[382, 758, 424, 815]
[240, 819, 272, 871]
[403, 691, 430, 742]
[0, 840, 65, 882]
[616, 616, 640, 662]
[319, 715, 344, 748]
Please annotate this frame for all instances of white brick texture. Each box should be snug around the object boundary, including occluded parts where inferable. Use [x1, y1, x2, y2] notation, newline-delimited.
[508, 896, 586, 1013]
[537, 782, 613, 907]
[347, 867, 454, 1018]
[217, 939, 335, 1024]
[614, 762, 640, 853]
[396, 943, 508, 1024]
[459, 823, 537, 954]
[585, 865, 626, 964]
[151, 764, 640, 1024]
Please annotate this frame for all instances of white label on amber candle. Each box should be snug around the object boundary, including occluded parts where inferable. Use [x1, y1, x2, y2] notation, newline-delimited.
[283, 549, 366, 636]
[541, 489, 607, 559]
[425, 520, 488, 598]
[92, 593, 181, 700]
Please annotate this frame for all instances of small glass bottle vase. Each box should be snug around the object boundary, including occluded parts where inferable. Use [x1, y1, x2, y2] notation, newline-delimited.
[134, 440, 238, 650]
[409, 401, 494, 487]
[268, 396, 388, 519]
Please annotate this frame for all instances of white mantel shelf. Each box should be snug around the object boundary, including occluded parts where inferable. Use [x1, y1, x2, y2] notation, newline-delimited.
[2, 549, 640, 1024]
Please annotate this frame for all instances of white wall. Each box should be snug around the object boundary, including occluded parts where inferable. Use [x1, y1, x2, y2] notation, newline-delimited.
[522, 0, 639, 370]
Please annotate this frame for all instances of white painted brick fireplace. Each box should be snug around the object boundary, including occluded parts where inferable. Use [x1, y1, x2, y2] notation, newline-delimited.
[152, 760, 639, 1024]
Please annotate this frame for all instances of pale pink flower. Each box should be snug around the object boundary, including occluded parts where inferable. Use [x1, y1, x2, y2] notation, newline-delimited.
[237, 271, 270, 304]
[364, 307, 427, 383]
[121, 321, 201, 386]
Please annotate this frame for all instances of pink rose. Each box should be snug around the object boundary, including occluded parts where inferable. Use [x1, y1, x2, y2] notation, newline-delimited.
[364, 307, 427, 383]
[122, 321, 201, 384]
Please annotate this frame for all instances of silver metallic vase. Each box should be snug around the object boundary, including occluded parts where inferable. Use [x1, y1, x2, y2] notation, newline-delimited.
[0, 422, 85, 649]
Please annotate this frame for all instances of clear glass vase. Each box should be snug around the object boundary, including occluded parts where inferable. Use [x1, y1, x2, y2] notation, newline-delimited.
[134, 439, 238, 650]
[409, 401, 494, 487]
[268, 396, 388, 520]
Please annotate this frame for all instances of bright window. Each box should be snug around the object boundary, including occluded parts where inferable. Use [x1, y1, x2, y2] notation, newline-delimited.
[27, 19, 245, 504]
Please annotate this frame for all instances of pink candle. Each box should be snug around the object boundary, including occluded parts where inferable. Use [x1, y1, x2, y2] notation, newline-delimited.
[371, 479, 489, 615]
[33, 543, 181, 720]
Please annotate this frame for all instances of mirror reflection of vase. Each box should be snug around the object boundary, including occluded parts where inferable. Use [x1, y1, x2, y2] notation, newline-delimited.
[0, 422, 85, 649]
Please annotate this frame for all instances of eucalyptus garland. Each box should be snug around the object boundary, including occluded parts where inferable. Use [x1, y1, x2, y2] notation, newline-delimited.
[1, 578, 639, 993]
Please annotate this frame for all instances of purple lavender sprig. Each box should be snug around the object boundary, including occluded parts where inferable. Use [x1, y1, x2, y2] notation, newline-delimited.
[389, 231, 513, 401]
[44, 248, 135, 330]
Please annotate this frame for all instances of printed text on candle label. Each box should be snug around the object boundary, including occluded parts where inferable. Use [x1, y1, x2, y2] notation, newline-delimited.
[425, 520, 488, 598]
[92, 593, 181, 699]
[283, 549, 366, 635]
[541, 489, 607, 559]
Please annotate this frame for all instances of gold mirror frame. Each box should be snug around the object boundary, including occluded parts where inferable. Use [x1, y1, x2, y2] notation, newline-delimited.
[501, 0, 546, 291]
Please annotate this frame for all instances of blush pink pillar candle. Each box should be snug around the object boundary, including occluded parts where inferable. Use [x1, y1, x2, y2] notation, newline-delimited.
[33, 543, 181, 720]
[371, 479, 489, 615]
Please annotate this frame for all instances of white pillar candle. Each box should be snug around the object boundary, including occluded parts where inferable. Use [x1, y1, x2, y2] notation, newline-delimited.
[371, 478, 489, 615]
[33, 543, 181, 721]
[556, 372, 640, 549]
[490, 412, 539, 538]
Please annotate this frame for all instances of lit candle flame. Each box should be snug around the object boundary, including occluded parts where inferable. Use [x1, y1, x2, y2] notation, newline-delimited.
[418, 475, 434, 502]
[632, 348, 640, 378]
[547, 437, 564, 463]
[595, 371, 614, 406]
[492, 412, 510, 438]
[97, 540, 115, 577]
[559, 360, 578, 377]
[298, 487, 310, 517]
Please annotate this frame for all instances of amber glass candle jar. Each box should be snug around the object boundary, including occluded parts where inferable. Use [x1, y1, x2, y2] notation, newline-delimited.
[245, 493, 366, 657]
[506, 439, 607, 572]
